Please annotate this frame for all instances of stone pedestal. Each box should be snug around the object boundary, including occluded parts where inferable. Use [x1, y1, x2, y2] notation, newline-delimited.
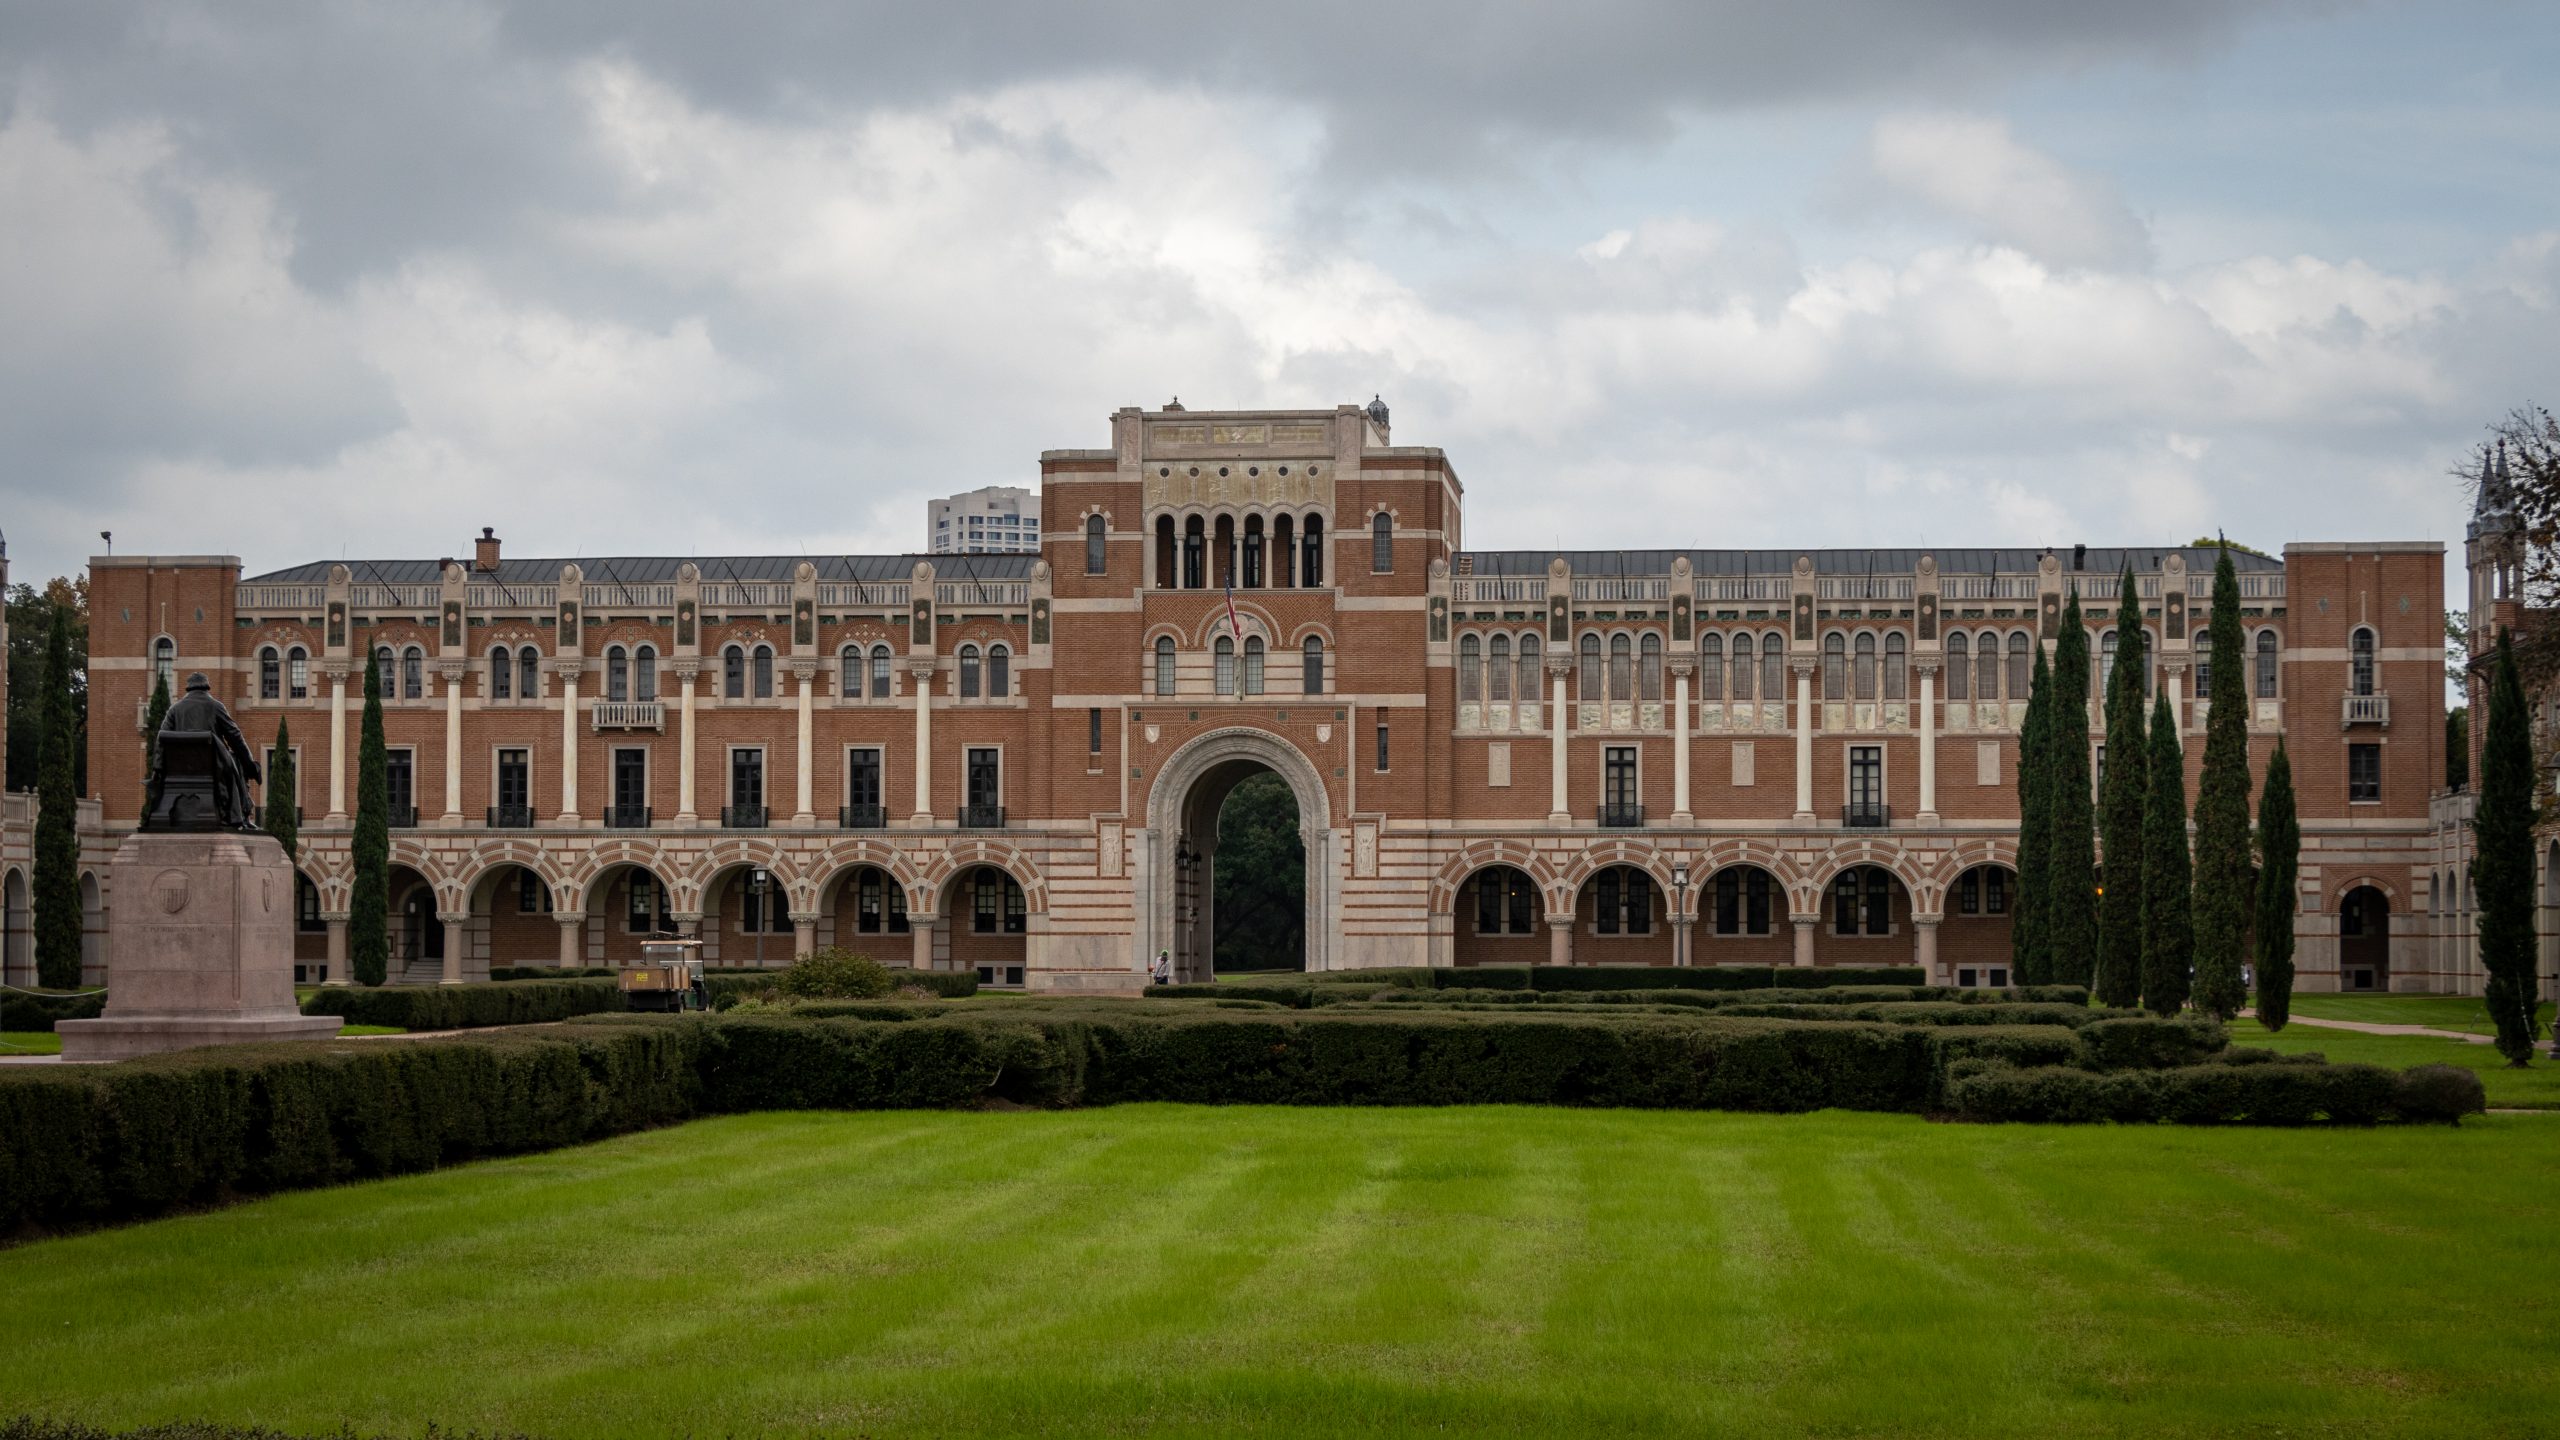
[57, 831, 343, 1061]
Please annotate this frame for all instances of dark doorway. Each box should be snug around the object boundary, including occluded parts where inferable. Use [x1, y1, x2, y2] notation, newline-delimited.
[1211, 771, 1305, 973]
[2340, 886, 2389, 991]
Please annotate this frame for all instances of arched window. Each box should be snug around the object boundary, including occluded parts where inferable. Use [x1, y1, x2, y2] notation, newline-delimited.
[152, 637, 175, 695]
[1578, 632, 1603, 702]
[1371, 512, 1394, 573]
[1488, 633, 1512, 703]
[1183, 517, 1206, 590]
[958, 644, 982, 700]
[1699, 633, 1724, 701]
[751, 644, 775, 699]
[258, 646, 281, 700]
[1883, 632, 1907, 702]
[870, 645, 892, 698]
[1302, 516, 1324, 587]
[635, 645, 657, 702]
[374, 645, 394, 691]
[1832, 866, 1894, 936]
[2099, 629, 2118, 698]
[1639, 633, 1663, 702]
[2350, 627, 2375, 697]
[1242, 515, 1265, 588]
[606, 645, 630, 703]
[1459, 634, 1483, 703]
[1609, 633, 1633, 702]
[1822, 632, 1847, 701]
[1517, 634, 1540, 707]
[1273, 515, 1295, 589]
[1303, 635, 1326, 695]
[489, 647, 515, 701]
[1215, 636, 1237, 695]
[1472, 866, 1539, 936]
[518, 646, 540, 701]
[840, 645, 863, 698]
[1154, 515, 1176, 589]
[987, 644, 1009, 699]
[970, 867, 1028, 935]
[2255, 630, 2279, 698]
[287, 646, 309, 700]
[1852, 632, 1877, 701]
[1242, 636, 1265, 695]
[1085, 514, 1107, 575]
[1759, 633, 1784, 702]
[1155, 636, 1177, 696]
[1731, 633, 1755, 703]
[402, 646, 424, 700]
[1946, 633, 1970, 701]
[723, 645, 746, 698]
[2192, 620, 2212, 692]
[1592, 865, 1654, 936]
[2006, 632, 2030, 700]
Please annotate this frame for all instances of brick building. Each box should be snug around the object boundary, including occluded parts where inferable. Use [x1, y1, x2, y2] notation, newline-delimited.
[0, 401, 2504, 994]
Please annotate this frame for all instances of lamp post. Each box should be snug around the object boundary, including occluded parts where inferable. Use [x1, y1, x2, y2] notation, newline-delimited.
[1173, 837, 1197, 978]
[1671, 860, 1691, 968]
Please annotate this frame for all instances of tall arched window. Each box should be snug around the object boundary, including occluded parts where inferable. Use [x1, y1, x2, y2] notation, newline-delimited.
[1273, 515, 1295, 588]
[1822, 633, 1847, 701]
[606, 645, 630, 703]
[287, 646, 309, 700]
[1371, 512, 1394, 572]
[1731, 633, 1755, 702]
[840, 645, 864, 698]
[374, 645, 394, 690]
[1883, 632, 1907, 701]
[1302, 516, 1325, 587]
[1699, 633, 1724, 701]
[1215, 636, 1237, 695]
[2255, 630, 2279, 698]
[1459, 634, 1483, 703]
[1517, 634, 1540, 708]
[1852, 632, 1877, 701]
[723, 645, 746, 698]
[1183, 517, 1206, 590]
[987, 644, 1010, 699]
[1242, 636, 1266, 695]
[1639, 633, 1662, 702]
[2192, 620, 2212, 692]
[2098, 630, 2118, 697]
[1085, 514, 1107, 575]
[752, 644, 775, 699]
[1242, 515, 1265, 588]
[870, 645, 892, 698]
[1946, 633, 1970, 701]
[1578, 633, 1603, 702]
[1609, 633, 1633, 702]
[1303, 635, 1326, 695]
[634, 645, 656, 702]
[1977, 633, 2001, 702]
[1759, 633, 1783, 703]
[258, 646, 281, 700]
[516, 646, 539, 701]
[2006, 632, 2030, 700]
[490, 646, 516, 701]
[958, 644, 982, 700]
[1155, 636, 1177, 696]
[1489, 633, 1513, 703]
[401, 646, 424, 699]
[2350, 627, 2375, 696]
[152, 637, 176, 695]
[1154, 515, 1176, 589]
[1592, 865, 1654, 936]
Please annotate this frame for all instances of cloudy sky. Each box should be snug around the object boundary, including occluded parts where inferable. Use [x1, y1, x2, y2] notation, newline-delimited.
[2, 2, 2554, 589]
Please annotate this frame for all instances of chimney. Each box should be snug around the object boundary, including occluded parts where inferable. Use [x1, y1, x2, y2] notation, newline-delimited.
[474, 527, 502, 573]
[2071, 543, 2086, 571]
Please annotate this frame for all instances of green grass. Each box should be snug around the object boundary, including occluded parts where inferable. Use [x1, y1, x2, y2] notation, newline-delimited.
[1, 1030, 61, 1054]
[2227, 1019, 2560, 1110]
[2273, 993, 2557, 1036]
[4, 1108, 2555, 1439]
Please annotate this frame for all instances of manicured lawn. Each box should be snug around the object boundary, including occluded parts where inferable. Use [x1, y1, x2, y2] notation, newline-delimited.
[2227, 1018, 2560, 1109]
[4, 1107, 2554, 1439]
[2275, 993, 2557, 1036]
[1, 1030, 60, 1054]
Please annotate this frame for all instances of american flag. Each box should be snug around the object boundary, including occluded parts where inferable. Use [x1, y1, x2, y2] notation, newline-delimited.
[1224, 577, 1242, 641]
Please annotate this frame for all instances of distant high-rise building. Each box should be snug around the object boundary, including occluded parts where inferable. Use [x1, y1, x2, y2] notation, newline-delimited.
[929, 486, 1039, 555]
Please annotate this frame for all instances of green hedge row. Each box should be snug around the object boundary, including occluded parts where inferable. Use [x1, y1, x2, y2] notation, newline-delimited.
[1, 989, 106, 1032]
[300, 978, 625, 1030]
[489, 965, 617, 980]
[1940, 1057, 2471, 1125]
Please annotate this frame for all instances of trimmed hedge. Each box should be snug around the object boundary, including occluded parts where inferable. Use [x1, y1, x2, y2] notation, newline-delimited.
[2074, 1015, 2227, 1070]
[1, 988, 106, 1032]
[708, 967, 977, 1006]
[489, 965, 616, 980]
[301, 978, 624, 1030]
[1944, 1058, 2400, 1124]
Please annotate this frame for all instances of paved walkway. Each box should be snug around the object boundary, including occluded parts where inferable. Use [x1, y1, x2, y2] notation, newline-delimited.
[2239, 1009, 2495, 1045]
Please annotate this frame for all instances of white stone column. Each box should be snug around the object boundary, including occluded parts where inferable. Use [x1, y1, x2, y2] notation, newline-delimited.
[1547, 656, 1571, 825]
[1670, 658, 1694, 824]
[556, 662, 582, 822]
[323, 914, 349, 985]
[675, 662, 700, 824]
[792, 913, 819, 961]
[793, 660, 817, 824]
[1792, 658, 1816, 822]
[1914, 914, 1942, 982]
[557, 914, 585, 968]
[441, 665, 464, 823]
[327, 673, 349, 820]
[1916, 659, 1939, 824]
[1792, 913, 1816, 967]
[440, 912, 467, 985]
[910, 915, 939, 970]
[910, 658, 938, 823]
[2164, 662, 2186, 730]
[1546, 911, 1574, 966]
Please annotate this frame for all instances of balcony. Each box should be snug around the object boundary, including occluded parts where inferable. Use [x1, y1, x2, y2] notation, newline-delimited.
[957, 804, 1008, 829]
[1596, 802, 1645, 828]
[590, 700, 664, 732]
[602, 804, 652, 830]
[840, 803, 889, 829]
[387, 803, 419, 829]
[1842, 803, 1892, 829]
[2342, 693, 2390, 728]
[722, 804, 769, 829]
[486, 803, 535, 829]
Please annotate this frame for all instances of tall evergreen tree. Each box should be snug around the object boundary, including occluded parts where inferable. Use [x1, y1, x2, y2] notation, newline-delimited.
[2252, 740, 2299, 1031]
[263, 718, 300, 864]
[141, 670, 170, 782]
[2190, 542, 2255, 1020]
[2095, 569, 2149, 1008]
[2474, 631, 2544, 1066]
[2012, 644, 2054, 984]
[32, 608, 84, 989]
[348, 652, 391, 986]
[2046, 592, 2098, 987]
[2140, 689, 2193, 1017]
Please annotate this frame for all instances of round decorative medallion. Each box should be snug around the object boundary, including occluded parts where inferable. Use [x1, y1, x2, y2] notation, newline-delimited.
[152, 869, 191, 915]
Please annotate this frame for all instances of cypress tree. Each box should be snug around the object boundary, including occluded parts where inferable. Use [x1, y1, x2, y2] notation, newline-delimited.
[32, 608, 84, 989]
[263, 718, 300, 864]
[2252, 740, 2299, 1031]
[2095, 568, 2149, 1008]
[2189, 543, 2254, 1020]
[2474, 631, 2543, 1066]
[141, 670, 170, 785]
[2047, 591, 2098, 987]
[349, 652, 391, 987]
[2140, 688, 2192, 1016]
[2012, 644, 2054, 984]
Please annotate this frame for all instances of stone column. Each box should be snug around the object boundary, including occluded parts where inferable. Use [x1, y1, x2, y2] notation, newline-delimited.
[1915, 658, 1939, 824]
[1914, 914, 1942, 982]
[440, 912, 467, 985]
[1791, 913, 1816, 967]
[555, 661, 583, 822]
[1669, 657, 1695, 824]
[792, 659, 817, 825]
[1547, 655, 1572, 825]
[557, 913, 586, 968]
[909, 657, 938, 824]
[323, 913, 349, 986]
[440, 662, 465, 824]
[1546, 911, 1574, 966]
[2163, 661, 2187, 732]
[792, 913, 819, 961]
[674, 661, 701, 825]
[1671, 913, 1695, 968]
[1792, 657, 1817, 822]
[909, 915, 939, 970]
[326, 671, 350, 820]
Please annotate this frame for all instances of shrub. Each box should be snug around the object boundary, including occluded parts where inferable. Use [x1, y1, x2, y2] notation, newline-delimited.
[1927, 1026, 2084, 1075]
[2074, 1015, 2226, 1070]
[300, 978, 623, 1030]
[1945, 1058, 2398, 1124]
[775, 948, 896, 1000]
[1, 988, 105, 1032]
[489, 965, 616, 981]
[889, 969, 981, 999]
[2215, 1046, 2325, 1067]
[2392, 1063, 2487, 1124]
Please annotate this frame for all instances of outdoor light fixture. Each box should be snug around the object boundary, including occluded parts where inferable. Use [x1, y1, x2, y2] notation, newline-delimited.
[1670, 860, 1692, 968]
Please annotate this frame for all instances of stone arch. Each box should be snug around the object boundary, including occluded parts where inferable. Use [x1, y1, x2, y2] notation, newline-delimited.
[686, 840, 809, 914]
[558, 838, 675, 913]
[921, 840, 1050, 916]
[1808, 840, 1934, 915]
[2329, 872, 2403, 910]
[1558, 840, 1682, 915]
[1143, 724, 1336, 977]
[386, 837, 464, 911]
[1691, 837, 1806, 898]
[1187, 601, 1278, 648]
[453, 841, 572, 908]
[1429, 840, 1560, 916]
[813, 840, 928, 909]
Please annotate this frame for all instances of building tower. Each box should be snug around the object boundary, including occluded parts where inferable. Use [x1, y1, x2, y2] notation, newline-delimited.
[2465, 440, 2520, 777]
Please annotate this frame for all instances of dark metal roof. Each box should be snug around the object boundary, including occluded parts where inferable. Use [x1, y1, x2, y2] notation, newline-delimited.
[1458, 546, 2282, 577]
[244, 553, 1038, 584]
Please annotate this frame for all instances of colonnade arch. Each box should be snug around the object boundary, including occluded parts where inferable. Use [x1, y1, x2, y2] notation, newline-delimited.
[1143, 727, 1333, 981]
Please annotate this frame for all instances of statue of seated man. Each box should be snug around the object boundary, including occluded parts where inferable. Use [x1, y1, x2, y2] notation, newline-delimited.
[145, 673, 264, 833]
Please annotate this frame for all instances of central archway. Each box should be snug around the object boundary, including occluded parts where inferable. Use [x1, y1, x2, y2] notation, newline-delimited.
[1143, 727, 1334, 980]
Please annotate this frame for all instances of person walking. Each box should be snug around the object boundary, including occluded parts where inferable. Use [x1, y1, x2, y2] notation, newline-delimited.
[1152, 949, 1171, 986]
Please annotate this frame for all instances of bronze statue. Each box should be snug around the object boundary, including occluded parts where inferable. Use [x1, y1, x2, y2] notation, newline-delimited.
[143, 673, 264, 833]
